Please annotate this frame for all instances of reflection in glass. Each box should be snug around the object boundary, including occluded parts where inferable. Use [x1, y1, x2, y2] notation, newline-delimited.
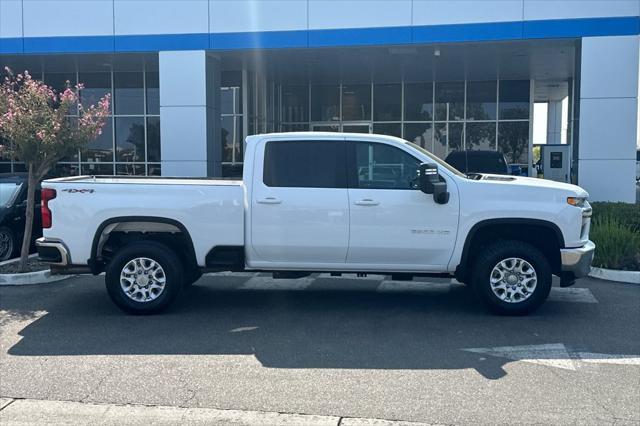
[373, 123, 401, 138]
[221, 87, 236, 115]
[114, 72, 144, 115]
[281, 123, 309, 132]
[115, 117, 145, 162]
[403, 123, 433, 152]
[282, 86, 308, 122]
[448, 122, 464, 153]
[147, 164, 161, 176]
[146, 117, 161, 162]
[79, 72, 111, 111]
[499, 80, 530, 119]
[499, 121, 529, 165]
[343, 124, 370, 133]
[466, 81, 496, 120]
[81, 163, 113, 175]
[311, 85, 339, 122]
[466, 122, 496, 151]
[342, 85, 371, 121]
[404, 82, 433, 121]
[146, 71, 159, 115]
[433, 123, 447, 159]
[312, 124, 340, 132]
[83, 119, 113, 162]
[50, 163, 80, 177]
[221, 116, 235, 163]
[374, 84, 401, 121]
[435, 82, 464, 121]
[116, 163, 145, 175]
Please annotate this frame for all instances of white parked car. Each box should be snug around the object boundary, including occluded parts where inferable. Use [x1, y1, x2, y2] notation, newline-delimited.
[37, 133, 595, 315]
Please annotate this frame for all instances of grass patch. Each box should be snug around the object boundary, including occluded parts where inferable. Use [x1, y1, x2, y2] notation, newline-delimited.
[590, 202, 640, 271]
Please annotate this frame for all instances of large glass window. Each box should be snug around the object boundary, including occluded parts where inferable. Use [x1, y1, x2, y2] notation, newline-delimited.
[404, 83, 433, 121]
[499, 80, 530, 120]
[263, 140, 346, 188]
[435, 82, 464, 121]
[145, 71, 159, 115]
[114, 72, 144, 115]
[374, 84, 401, 121]
[281, 85, 308, 123]
[466, 81, 497, 120]
[499, 121, 529, 165]
[352, 142, 420, 190]
[79, 72, 111, 111]
[466, 122, 496, 151]
[311, 85, 340, 122]
[82, 120, 113, 163]
[403, 123, 432, 151]
[342, 84, 371, 121]
[115, 117, 145, 162]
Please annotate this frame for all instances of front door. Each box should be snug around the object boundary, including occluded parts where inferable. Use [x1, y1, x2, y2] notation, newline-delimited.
[346, 140, 459, 270]
[250, 137, 350, 266]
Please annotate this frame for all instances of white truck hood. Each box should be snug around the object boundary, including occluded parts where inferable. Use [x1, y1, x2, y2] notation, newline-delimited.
[477, 174, 589, 197]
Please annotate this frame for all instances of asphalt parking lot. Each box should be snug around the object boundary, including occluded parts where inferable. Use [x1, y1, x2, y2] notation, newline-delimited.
[1, 273, 639, 425]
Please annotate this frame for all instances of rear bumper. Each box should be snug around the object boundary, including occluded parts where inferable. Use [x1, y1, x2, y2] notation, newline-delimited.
[560, 240, 596, 279]
[36, 237, 69, 266]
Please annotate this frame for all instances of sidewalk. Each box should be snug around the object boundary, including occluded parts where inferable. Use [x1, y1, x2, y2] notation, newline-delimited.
[0, 398, 432, 426]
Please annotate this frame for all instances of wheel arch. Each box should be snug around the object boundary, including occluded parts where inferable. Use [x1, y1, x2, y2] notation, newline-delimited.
[455, 218, 565, 283]
[89, 216, 197, 274]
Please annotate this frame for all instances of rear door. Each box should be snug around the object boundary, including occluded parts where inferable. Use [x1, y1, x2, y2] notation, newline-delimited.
[250, 137, 349, 265]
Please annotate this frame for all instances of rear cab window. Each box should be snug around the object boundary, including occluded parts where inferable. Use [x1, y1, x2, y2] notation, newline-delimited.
[263, 140, 346, 188]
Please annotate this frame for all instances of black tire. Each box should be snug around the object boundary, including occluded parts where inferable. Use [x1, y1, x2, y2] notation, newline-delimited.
[471, 240, 552, 316]
[105, 241, 184, 315]
[0, 226, 16, 261]
[183, 267, 203, 287]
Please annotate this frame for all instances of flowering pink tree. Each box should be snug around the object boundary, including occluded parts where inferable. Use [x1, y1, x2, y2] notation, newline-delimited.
[0, 68, 110, 271]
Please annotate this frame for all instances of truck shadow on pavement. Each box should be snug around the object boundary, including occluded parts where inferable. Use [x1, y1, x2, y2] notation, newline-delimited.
[2, 277, 638, 380]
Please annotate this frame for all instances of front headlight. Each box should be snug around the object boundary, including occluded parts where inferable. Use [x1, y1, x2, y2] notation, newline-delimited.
[567, 196, 587, 208]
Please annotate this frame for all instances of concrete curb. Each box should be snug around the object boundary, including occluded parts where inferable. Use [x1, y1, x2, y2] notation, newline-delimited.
[0, 256, 71, 286]
[589, 267, 640, 284]
[0, 269, 71, 286]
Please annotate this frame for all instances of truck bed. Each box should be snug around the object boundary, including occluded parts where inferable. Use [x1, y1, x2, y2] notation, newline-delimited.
[42, 175, 245, 267]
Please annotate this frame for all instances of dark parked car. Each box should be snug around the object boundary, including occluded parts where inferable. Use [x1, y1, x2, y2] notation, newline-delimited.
[445, 150, 510, 175]
[0, 174, 41, 261]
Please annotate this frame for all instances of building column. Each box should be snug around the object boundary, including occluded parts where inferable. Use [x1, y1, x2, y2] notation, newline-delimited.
[159, 51, 221, 177]
[546, 100, 563, 145]
[577, 35, 639, 202]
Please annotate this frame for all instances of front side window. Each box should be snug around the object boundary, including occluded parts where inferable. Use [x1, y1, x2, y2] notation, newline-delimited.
[351, 142, 420, 190]
[263, 140, 346, 188]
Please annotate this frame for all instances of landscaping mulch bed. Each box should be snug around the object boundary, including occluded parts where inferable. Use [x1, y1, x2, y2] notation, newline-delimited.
[0, 258, 49, 274]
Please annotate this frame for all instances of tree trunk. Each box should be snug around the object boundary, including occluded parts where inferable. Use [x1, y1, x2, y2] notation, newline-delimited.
[18, 164, 37, 273]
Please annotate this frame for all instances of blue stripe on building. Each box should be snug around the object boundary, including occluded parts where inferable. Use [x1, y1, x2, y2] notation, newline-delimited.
[1, 16, 638, 55]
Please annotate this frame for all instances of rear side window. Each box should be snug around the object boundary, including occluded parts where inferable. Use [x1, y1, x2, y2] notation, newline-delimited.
[263, 140, 346, 188]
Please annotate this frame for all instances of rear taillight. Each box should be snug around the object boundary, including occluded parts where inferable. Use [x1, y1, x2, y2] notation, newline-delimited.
[41, 188, 56, 229]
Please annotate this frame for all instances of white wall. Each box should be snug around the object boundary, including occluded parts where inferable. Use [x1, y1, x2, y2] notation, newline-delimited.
[159, 51, 221, 177]
[578, 35, 639, 202]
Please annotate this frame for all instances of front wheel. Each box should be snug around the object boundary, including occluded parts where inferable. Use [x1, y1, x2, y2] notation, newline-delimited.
[0, 226, 16, 261]
[471, 240, 552, 315]
[105, 241, 184, 315]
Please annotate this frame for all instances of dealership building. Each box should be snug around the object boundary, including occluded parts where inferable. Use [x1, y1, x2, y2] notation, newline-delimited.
[0, 0, 638, 201]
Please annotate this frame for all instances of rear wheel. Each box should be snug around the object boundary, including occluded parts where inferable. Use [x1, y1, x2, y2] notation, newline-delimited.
[105, 241, 184, 314]
[471, 240, 552, 315]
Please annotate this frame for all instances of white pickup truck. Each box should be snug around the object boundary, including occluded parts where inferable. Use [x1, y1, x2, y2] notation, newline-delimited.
[37, 132, 595, 315]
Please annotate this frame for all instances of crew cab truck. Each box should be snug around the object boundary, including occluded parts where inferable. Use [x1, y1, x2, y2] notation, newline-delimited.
[36, 132, 595, 315]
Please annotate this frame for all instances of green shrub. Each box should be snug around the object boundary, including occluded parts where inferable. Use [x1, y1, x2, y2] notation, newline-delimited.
[590, 212, 640, 271]
[590, 202, 640, 232]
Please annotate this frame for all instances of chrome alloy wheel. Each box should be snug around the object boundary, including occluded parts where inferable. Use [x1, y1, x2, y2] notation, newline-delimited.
[120, 257, 166, 302]
[489, 257, 537, 303]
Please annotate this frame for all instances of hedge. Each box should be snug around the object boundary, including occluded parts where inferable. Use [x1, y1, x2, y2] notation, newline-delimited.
[589, 202, 640, 271]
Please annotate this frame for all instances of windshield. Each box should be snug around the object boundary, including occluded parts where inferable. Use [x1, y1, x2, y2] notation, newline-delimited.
[0, 182, 22, 207]
[405, 142, 467, 178]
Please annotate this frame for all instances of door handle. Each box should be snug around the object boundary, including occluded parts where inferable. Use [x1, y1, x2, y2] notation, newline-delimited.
[257, 197, 282, 205]
[354, 199, 379, 206]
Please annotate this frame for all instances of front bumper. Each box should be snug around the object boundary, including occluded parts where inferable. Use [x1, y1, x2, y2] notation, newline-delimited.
[36, 237, 69, 266]
[560, 240, 596, 278]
